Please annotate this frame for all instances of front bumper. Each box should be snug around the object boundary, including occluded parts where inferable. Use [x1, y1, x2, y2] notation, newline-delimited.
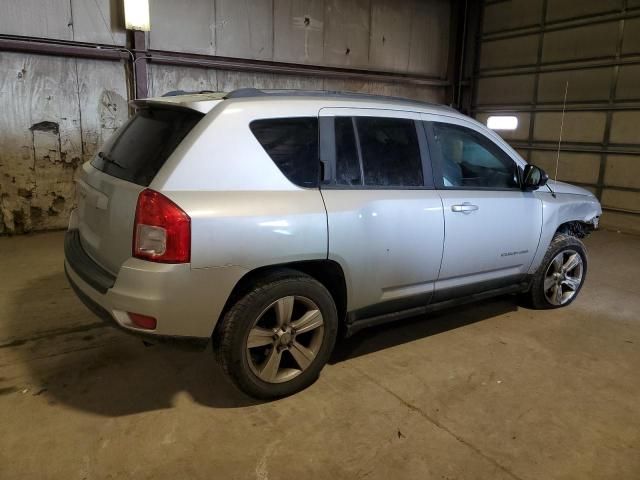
[64, 229, 247, 348]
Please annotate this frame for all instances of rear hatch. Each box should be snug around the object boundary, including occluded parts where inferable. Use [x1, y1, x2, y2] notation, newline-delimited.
[76, 105, 204, 275]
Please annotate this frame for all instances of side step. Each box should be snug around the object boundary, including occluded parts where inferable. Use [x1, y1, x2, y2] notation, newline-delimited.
[345, 282, 528, 337]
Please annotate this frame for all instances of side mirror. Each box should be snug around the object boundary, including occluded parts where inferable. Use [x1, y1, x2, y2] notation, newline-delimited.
[522, 164, 549, 191]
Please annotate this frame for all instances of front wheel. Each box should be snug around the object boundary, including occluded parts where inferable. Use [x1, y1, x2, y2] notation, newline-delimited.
[526, 233, 588, 309]
[214, 271, 338, 399]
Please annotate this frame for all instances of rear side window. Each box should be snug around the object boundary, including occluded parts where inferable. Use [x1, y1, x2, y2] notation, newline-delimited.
[356, 117, 423, 187]
[91, 107, 203, 186]
[250, 118, 319, 187]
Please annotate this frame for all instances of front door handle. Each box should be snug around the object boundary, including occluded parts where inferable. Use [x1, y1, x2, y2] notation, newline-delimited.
[451, 203, 479, 214]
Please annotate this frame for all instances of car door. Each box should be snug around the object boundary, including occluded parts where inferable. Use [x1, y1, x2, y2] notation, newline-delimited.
[319, 108, 445, 319]
[422, 115, 543, 301]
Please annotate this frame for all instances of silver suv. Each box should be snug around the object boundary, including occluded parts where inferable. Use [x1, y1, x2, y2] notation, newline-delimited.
[64, 89, 602, 398]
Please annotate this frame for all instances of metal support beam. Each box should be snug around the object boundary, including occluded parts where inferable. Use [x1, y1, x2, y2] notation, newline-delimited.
[457, 0, 483, 115]
[478, 55, 640, 78]
[525, 0, 548, 165]
[131, 31, 148, 99]
[473, 102, 640, 113]
[446, 0, 464, 106]
[597, 1, 628, 200]
[145, 49, 450, 88]
[0, 36, 128, 61]
[508, 142, 640, 156]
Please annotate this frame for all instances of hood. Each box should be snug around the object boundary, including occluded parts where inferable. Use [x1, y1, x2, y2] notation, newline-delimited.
[547, 180, 595, 197]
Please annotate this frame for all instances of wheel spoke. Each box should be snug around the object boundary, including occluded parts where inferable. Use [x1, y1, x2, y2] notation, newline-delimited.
[247, 327, 275, 348]
[260, 347, 282, 381]
[563, 253, 580, 273]
[275, 296, 295, 327]
[554, 284, 563, 304]
[551, 254, 563, 273]
[544, 275, 556, 291]
[290, 341, 315, 370]
[563, 276, 580, 290]
[291, 309, 323, 334]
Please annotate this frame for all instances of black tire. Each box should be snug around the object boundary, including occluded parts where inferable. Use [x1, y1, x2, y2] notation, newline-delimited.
[213, 270, 338, 399]
[525, 233, 588, 309]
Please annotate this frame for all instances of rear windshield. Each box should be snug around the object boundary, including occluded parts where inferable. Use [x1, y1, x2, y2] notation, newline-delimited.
[91, 107, 204, 186]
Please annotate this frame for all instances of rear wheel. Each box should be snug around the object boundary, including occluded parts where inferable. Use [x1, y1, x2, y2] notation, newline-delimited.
[526, 233, 588, 309]
[214, 271, 338, 399]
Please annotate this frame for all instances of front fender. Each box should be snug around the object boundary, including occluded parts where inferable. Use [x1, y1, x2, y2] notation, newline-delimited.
[528, 191, 601, 274]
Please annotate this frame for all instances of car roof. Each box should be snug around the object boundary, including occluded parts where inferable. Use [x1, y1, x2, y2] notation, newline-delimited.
[131, 88, 460, 116]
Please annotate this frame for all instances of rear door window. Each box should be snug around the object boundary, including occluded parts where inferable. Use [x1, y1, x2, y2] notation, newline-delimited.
[356, 117, 423, 187]
[250, 117, 319, 187]
[332, 116, 424, 188]
[91, 107, 204, 186]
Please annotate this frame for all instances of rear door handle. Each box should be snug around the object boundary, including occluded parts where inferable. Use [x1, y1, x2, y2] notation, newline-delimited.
[451, 203, 479, 214]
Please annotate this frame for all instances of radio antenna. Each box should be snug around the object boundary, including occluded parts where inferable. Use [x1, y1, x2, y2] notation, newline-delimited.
[554, 81, 569, 181]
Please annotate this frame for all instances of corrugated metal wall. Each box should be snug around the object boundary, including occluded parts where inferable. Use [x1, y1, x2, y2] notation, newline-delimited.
[474, 0, 640, 234]
[0, 0, 452, 234]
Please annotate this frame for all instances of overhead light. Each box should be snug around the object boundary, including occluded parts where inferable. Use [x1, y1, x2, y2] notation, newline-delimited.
[124, 0, 150, 31]
[487, 115, 518, 131]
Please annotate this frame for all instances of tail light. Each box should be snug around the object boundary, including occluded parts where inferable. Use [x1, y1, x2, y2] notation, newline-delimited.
[133, 189, 191, 263]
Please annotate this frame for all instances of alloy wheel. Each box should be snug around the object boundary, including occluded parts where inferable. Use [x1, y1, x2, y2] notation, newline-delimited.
[543, 249, 584, 306]
[246, 296, 325, 383]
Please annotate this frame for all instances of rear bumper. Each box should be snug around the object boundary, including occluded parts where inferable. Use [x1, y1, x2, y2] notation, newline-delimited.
[64, 229, 247, 346]
[64, 230, 116, 294]
[64, 266, 208, 350]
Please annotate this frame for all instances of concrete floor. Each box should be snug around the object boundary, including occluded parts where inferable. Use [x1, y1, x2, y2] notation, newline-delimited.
[0, 230, 639, 479]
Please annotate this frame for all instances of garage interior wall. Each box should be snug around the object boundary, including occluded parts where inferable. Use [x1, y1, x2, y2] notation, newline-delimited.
[474, 0, 640, 234]
[0, 0, 453, 234]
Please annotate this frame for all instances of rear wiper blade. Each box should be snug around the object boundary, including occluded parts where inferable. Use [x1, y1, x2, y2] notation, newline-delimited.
[98, 151, 124, 169]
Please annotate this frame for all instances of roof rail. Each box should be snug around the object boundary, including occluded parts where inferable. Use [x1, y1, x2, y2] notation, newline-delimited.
[162, 89, 217, 97]
[223, 88, 452, 110]
[223, 88, 268, 99]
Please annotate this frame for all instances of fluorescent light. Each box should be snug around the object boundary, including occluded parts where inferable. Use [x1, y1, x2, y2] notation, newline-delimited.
[487, 115, 518, 131]
[124, 0, 150, 31]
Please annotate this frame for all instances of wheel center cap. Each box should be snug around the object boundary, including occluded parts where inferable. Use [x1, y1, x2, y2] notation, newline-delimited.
[278, 331, 292, 346]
